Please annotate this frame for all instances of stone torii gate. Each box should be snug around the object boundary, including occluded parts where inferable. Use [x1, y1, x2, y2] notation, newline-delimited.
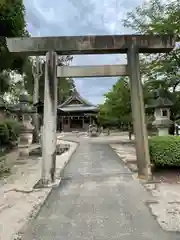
[6, 35, 175, 183]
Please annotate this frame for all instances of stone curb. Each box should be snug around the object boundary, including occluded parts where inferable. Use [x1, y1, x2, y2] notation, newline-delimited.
[13, 140, 79, 240]
[110, 145, 155, 184]
[109, 144, 134, 173]
[57, 137, 80, 144]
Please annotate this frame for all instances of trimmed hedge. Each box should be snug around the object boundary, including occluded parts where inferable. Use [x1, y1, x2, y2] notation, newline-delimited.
[149, 136, 180, 167]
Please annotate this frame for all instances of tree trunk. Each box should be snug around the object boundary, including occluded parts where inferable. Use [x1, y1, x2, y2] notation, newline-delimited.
[32, 57, 41, 143]
[32, 114, 40, 143]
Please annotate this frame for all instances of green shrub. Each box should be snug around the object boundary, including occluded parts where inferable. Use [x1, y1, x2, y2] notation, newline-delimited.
[0, 122, 9, 145]
[149, 136, 180, 167]
[5, 119, 21, 142]
[0, 119, 21, 146]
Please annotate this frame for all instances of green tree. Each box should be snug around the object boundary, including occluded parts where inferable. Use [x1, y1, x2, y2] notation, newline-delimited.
[123, 0, 180, 86]
[98, 104, 111, 126]
[98, 77, 132, 128]
[0, 0, 28, 95]
[123, 0, 180, 122]
[98, 77, 161, 131]
[0, 0, 28, 72]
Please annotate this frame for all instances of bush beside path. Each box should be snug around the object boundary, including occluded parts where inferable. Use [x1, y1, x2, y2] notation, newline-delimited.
[149, 136, 180, 167]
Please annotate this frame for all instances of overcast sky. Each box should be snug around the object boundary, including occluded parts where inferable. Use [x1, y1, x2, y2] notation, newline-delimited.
[24, 0, 145, 104]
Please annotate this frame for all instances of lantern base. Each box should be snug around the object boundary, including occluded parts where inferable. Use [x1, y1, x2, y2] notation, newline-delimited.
[18, 145, 30, 159]
[157, 127, 169, 136]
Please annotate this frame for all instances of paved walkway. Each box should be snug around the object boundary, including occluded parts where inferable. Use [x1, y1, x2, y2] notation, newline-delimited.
[22, 140, 179, 240]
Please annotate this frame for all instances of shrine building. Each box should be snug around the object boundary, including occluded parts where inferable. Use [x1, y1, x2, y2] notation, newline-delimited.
[57, 91, 99, 132]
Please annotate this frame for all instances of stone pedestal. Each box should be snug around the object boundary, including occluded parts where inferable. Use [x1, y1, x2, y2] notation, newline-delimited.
[18, 119, 34, 159]
[88, 124, 98, 137]
[158, 128, 169, 136]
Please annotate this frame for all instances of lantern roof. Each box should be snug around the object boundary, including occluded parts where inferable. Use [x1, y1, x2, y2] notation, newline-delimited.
[146, 97, 173, 109]
[146, 86, 173, 109]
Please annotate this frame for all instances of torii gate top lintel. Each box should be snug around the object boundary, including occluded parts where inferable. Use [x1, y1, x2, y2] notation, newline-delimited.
[6, 34, 175, 55]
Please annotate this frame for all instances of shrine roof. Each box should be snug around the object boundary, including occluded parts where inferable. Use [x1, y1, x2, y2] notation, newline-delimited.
[57, 88, 98, 111]
[58, 93, 92, 108]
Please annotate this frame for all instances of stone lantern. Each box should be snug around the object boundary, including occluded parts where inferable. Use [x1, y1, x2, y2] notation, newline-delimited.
[13, 94, 35, 158]
[146, 88, 173, 136]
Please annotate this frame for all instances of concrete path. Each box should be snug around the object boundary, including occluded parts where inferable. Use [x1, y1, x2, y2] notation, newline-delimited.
[22, 140, 179, 240]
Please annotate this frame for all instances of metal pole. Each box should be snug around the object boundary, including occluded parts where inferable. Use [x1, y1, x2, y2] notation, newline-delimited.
[41, 51, 57, 184]
[32, 56, 42, 143]
[127, 43, 152, 180]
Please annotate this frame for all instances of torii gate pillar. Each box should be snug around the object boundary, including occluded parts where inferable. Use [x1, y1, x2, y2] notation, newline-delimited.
[41, 51, 58, 184]
[128, 44, 151, 179]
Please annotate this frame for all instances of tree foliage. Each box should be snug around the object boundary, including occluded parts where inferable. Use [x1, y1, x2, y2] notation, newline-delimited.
[123, 0, 180, 122]
[98, 77, 132, 127]
[98, 0, 180, 132]
[123, 0, 180, 83]
[0, 0, 28, 73]
[0, 0, 28, 96]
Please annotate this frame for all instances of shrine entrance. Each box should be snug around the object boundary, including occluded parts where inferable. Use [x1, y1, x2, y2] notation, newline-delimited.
[57, 89, 98, 132]
[6, 34, 175, 183]
[70, 117, 83, 129]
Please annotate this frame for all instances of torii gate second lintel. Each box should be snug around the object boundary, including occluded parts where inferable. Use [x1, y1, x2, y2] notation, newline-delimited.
[5, 34, 175, 183]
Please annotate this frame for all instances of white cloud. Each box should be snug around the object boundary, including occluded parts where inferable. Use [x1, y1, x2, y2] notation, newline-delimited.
[24, 0, 144, 104]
